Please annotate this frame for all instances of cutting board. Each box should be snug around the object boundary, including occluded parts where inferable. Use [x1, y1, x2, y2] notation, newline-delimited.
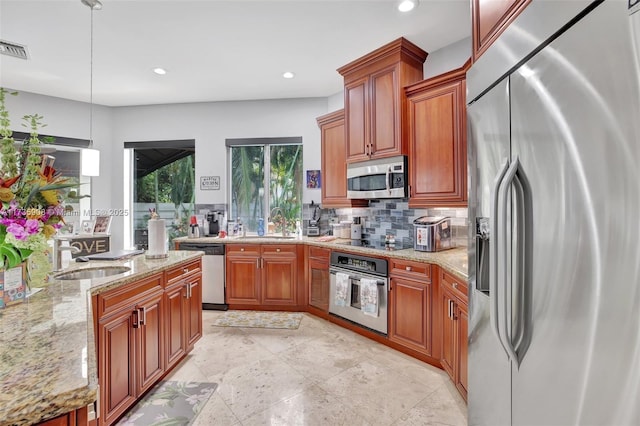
[86, 249, 145, 260]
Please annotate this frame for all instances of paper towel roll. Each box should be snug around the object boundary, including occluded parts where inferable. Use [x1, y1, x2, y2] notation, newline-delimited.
[147, 218, 168, 258]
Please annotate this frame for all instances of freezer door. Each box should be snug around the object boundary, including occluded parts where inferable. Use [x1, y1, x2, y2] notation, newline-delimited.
[467, 78, 512, 426]
[509, 1, 640, 424]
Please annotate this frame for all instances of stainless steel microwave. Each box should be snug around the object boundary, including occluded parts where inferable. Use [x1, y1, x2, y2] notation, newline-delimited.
[347, 155, 407, 199]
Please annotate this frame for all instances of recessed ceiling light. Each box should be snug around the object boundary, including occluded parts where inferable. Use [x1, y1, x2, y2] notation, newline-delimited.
[398, 0, 418, 12]
[282, 71, 295, 79]
[153, 68, 167, 75]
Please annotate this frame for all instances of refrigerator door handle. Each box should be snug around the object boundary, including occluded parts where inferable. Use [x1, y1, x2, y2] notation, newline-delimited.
[512, 167, 533, 366]
[490, 159, 510, 357]
[497, 156, 521, 367]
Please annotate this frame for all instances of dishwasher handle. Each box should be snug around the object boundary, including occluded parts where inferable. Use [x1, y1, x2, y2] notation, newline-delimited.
[180, 243, 225, 255]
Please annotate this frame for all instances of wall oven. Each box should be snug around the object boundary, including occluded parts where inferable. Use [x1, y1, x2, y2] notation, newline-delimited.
[329, 251, 388, 334]
[346, 155, 407, 199]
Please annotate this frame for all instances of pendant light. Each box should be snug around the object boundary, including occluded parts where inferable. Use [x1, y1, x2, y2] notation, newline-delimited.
[81, 0, 100, 176]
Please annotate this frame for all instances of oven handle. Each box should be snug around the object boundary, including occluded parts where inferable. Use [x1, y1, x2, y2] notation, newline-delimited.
[329, 268, 387, 286]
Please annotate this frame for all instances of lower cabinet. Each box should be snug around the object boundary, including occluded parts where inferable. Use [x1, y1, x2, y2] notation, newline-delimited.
[226, 244, 299, 307]
[388, 259, 433, 356]
[97, 274, 165, 426]
[36, 406, 88, 426]
[307, 246, 330, 313]
[165, 267, 202, 369]
[440, 269, 468, 401]
[95, 258, 203, 426]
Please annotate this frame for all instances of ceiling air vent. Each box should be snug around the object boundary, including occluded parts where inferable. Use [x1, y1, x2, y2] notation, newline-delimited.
[0, 40, 29, 60]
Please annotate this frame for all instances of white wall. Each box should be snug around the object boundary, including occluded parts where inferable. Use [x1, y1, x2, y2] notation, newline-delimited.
[111, 97, 329, 248]
[423, 37, 471, 79]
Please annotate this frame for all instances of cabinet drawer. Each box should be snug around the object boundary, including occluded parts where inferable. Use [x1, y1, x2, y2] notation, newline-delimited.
[441, 269, 468, 304]
[166, 259, 202, 285]
[261, 244, 297, 256]
[389, 258, 431, 281]
[98, 273, 164, 318]
[308, 246, 330, 260]
[226, 244, 260, 256]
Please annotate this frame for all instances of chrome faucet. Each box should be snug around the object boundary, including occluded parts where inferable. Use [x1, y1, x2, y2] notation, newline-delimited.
[270, 207, 288, 236]
[53, 240, 81, 271]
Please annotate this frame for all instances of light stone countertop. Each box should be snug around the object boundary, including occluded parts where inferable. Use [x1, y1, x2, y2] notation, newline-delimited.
[176, 235, 469, 281]
[0, 250, 203, 426]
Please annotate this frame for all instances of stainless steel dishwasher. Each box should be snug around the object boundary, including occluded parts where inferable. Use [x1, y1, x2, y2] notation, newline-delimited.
[179, 242, 227, 310]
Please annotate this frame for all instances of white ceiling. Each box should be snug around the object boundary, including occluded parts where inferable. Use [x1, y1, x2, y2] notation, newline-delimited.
[0, 0, 470, 107]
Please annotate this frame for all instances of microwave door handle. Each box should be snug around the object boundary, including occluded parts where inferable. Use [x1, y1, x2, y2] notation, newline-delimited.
[386, 167, 391, 193]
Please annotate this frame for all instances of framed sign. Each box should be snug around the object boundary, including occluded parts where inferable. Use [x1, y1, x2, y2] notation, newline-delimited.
[200, 176, 220, 190]
[306, 170, 321, 189]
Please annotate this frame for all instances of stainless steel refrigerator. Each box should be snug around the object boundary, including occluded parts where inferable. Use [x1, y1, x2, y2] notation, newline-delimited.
[467, 1, 640, 424]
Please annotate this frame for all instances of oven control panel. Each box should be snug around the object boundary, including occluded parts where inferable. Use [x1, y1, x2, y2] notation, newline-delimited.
[330, 252, 388, 277]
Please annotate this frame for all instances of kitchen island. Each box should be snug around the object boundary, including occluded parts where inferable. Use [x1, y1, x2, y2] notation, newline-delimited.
[0, 250, 202, 426]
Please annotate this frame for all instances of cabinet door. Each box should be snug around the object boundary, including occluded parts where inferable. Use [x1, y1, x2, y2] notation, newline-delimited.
[345, 76, 369, 162]
[408, 78, 467, 207]
[441, 287, 456, 379]
[186, 276, 203, 349]
[261, 247, 297, 305]
[226, 248, 261, 305]
[472, 0, 532, 61]
[370, 64, 400, 158]
[320, 112, 349, 206]
[136, 291, 165, 395]
[388, 276, 431, 355]
[99, 308, 136, 425]
[308, 256, 329, 311]
[165, 283, 186, 368]
[457, 302, 468, 400]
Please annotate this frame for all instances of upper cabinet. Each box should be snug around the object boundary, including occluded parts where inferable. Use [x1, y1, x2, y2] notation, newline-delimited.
[317, 110, 368, 208]
[471, 0, 532, 62]
[338, 38, 427, 163]
[406, 60, 470, 208]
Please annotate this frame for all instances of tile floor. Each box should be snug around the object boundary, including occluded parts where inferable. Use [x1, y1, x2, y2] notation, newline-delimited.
[164, 310, 468, 426]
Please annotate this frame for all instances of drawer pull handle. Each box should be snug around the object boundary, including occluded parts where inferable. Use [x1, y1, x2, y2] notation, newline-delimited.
[453, 282, 458, 289]
[405, 266, 412, 271]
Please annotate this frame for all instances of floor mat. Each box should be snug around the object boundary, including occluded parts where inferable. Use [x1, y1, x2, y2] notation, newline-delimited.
[116, 381, 217, 426]
[213, 310, 303, 329]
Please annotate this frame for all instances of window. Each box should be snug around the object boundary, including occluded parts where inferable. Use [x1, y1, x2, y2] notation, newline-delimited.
[125, 140, 195, 248]
[228, 137, 302, 234]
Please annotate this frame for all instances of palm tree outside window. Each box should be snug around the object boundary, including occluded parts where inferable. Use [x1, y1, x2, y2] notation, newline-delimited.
[227, 137, 302, 235]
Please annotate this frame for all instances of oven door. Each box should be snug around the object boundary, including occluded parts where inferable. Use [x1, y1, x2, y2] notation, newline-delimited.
[329, 266, 388, 334]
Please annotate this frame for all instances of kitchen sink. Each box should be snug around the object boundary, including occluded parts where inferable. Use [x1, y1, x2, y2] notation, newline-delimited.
[52, 266, 131, 281]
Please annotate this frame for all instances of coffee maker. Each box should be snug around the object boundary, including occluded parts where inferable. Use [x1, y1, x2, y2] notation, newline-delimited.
[205, 211, 221, 236]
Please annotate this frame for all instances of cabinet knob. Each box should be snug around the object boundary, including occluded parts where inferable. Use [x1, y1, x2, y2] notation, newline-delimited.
[453, 282, 458, 289]
[240, 248, 245, 252]
[406, 266, 412, 271]
[276, 248, 281, 252]
[183, 268, 188, 273]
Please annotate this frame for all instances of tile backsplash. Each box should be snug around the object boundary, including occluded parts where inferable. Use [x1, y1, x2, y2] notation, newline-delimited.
[303, 199, 468, 248]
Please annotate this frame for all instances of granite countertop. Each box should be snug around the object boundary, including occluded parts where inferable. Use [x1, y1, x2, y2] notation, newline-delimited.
[0, 250, 203, 426]
[176, 235, 469, 280]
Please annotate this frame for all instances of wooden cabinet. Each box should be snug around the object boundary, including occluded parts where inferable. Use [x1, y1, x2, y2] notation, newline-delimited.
[226, 244, 300, 307]
[95, 258, 203, 426]
[337, 37, 427, 162]
[388, 259, 433, 356]
[226, 244, 261, 305]
[406, 61, 470, 208]
[97, 273, 165, 425]
[261, 244, 297, 305]
[316, 110, 368, 208]
[307, 246, 330, 313]
[36, 407, 88, 426]
[165, 260, 202, 370]
[440, 269, 468, 401]
[471, 0, 532, 62]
